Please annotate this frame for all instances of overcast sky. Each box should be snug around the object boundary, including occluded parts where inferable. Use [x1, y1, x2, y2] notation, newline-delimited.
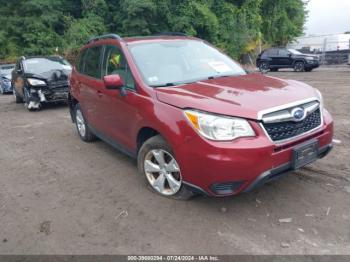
[305, 0, 350, 35]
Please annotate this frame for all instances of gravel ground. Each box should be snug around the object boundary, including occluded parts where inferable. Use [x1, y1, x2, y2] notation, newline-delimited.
[0, 66, 349, 255]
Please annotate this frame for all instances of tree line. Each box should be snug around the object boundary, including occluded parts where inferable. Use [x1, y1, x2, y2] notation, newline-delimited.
[0, 0, 307, 61]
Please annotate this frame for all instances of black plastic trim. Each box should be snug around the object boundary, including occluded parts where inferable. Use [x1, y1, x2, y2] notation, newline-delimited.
[88, 125, 137, 159]
[182, 181, 208, 196]
[87, 34, 123, 45]
[244, 144, 333, 193]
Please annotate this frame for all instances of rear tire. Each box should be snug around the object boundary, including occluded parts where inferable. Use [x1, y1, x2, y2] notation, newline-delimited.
[259, 62, 270, 73]
[74, 104, 96, 142]
[294, 61, 305, 72]
[0, 86, 4, 95]
[138, 135, 194, 200]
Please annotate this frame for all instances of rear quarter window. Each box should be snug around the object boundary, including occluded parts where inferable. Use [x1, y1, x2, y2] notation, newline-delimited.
[82, 46, 102, 79]
[76, 51, 86, 73]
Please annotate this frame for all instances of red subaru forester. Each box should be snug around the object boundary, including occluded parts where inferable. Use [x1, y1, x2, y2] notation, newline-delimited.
[68, 33, 333, 200]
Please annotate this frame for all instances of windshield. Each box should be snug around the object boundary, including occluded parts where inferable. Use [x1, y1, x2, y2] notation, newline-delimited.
[288, 49, 303, 55]
[24, 57, 72, 74]
[129, 40, 246, 87]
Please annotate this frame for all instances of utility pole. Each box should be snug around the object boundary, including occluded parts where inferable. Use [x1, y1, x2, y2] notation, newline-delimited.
[322, 38, 327, 65]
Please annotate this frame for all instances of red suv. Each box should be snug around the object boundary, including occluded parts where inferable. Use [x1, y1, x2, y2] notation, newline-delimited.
[69, 33, 333, 200]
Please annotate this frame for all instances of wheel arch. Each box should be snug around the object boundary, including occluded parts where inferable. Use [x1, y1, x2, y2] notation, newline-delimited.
[136, 127, 161, 153]
[68, 93, 79, 123]
[293, 59, 305, 66]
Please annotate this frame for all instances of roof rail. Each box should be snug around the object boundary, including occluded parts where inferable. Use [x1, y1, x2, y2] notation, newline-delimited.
[86, 34, 123, 44]
[154, 32, 187, 37]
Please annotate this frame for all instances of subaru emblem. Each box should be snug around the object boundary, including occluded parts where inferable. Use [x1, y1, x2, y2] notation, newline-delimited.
[291, 107, 305, 121]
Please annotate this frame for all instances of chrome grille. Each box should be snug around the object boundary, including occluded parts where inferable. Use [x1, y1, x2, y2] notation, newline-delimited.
[261, 100, 322, 142]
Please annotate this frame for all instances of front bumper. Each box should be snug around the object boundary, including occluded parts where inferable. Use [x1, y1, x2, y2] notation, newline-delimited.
[306, 60, 320, 68]
[27, 87, 69, 103]
[243, 143, 332, 193]
[175, 110, 334, 197]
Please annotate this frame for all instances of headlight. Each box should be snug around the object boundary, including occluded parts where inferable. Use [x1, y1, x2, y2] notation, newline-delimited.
[27, 78, 46, 86]
[184, 110, 255, 141]
[305, 56, 314, 60]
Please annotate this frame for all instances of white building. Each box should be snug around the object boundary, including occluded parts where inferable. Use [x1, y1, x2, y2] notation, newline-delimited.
[288, 34, 350, 52]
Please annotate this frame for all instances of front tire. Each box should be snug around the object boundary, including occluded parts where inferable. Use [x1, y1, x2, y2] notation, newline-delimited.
[294, 61, 305, 72]
[74, 104, 96, 142]
[138, 135, 194, 200]
[24, 89, 41, 111]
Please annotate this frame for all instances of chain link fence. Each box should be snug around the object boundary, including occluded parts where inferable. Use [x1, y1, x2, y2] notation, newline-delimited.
[289, 39, 350, 65]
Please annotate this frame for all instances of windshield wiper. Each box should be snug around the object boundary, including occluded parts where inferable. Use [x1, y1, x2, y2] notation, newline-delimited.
[150, 83, 177, 88]
[207, 75, 232, 80]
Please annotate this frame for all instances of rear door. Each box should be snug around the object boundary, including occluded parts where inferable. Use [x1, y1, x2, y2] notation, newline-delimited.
[277, 49, 293, 67]
[77, 46, 105, 128]
[268, 48, 279, 66]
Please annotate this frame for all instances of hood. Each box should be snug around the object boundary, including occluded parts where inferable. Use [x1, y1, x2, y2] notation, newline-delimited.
[25, 69, 71, 83]
[295, 54, 319, 59]
[156, 73, 319, 120]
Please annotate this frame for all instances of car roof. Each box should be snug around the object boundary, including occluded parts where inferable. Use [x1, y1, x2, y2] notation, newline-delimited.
[123, 35, 199, 45]
[85, 33, 201, 47]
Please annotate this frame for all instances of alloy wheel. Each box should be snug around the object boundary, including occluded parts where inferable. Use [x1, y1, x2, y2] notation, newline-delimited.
[76, 109, 86, 138]
[259, 62, 269, 72]
[144, 149, 182, 196]
[294, 62, 305, 72]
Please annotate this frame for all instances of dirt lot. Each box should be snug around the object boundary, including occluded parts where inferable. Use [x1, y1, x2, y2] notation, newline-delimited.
[0, 67, 349, 255]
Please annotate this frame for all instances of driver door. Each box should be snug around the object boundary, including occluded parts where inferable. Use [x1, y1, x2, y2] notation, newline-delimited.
[97, 45, 139, 154]
[277, 49, 293, 67]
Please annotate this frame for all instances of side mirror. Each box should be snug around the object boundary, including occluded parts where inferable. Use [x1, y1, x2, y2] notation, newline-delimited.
[17, 69, 22, 74]
[103, 74, 124, 90]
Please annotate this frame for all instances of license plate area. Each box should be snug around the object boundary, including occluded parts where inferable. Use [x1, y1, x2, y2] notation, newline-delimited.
[292, 139, 319, 170]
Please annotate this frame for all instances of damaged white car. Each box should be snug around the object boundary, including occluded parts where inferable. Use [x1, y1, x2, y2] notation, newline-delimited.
[12, 56, 72, 111]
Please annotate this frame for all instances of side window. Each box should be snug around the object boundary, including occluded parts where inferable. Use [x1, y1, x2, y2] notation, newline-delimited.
[83, 46, 102, 79]
[17, 61, 23, 73]
[102, 45, 135, 90]
[76, 50, 87, 73]
[261, 51, 269, 58]
[268, 49, 278, 56]
[15, 61, 20, 71]
[278, 49, 290, 57]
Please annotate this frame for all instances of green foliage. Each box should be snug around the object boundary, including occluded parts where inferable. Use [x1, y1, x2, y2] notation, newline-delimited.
[260, 0, 307, 46]
[0, 0, 307, 60]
